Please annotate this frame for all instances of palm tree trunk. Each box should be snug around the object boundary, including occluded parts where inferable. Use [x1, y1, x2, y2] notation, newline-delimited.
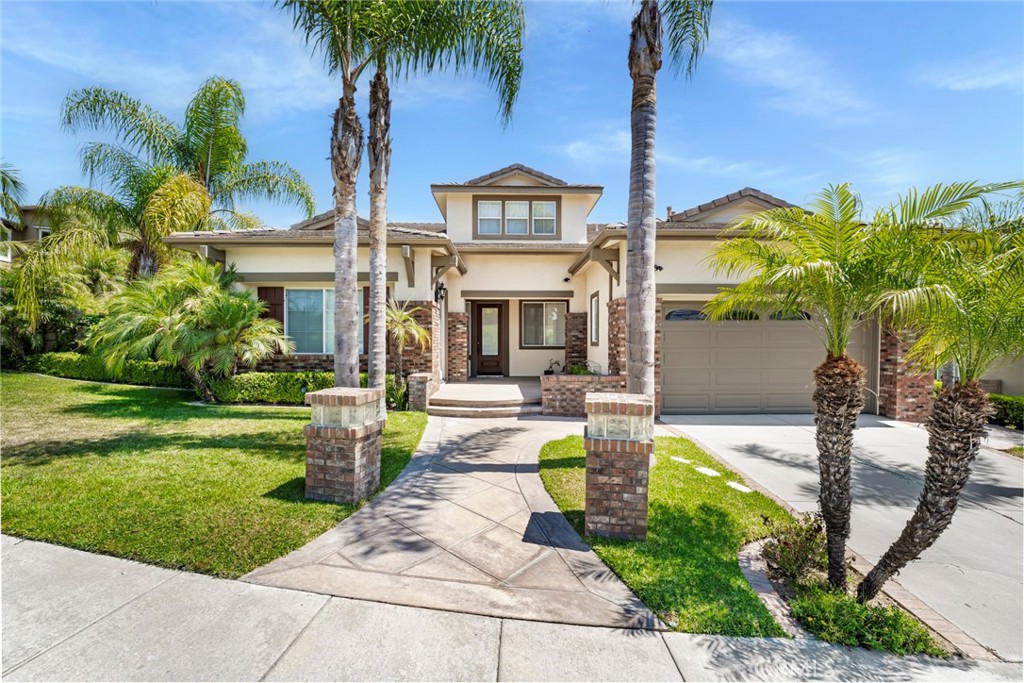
[368, 57, 391, 400]
[181, 362, 215, 402]
[812, 353, 866, 589]
[625, 0, 662, 398]
[857, 380, 991, 602]
[331, 77, 364, 388]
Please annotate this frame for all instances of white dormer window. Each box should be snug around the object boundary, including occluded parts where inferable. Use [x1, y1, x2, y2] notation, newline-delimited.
[478, 201, 502, 234]
[505, 201, 529, 234]
[533, 201, 556, 235]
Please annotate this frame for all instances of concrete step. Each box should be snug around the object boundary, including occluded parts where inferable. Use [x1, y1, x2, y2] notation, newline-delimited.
[426, 404, 544, 419]
[429, 396, 541, 408]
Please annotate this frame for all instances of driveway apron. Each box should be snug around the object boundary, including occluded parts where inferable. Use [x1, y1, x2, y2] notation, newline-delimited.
[244, 415, 662, 630]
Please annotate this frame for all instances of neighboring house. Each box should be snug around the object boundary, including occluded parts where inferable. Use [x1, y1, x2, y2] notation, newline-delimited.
[1, 206, 52, 267]
[163, 163, 982, 419]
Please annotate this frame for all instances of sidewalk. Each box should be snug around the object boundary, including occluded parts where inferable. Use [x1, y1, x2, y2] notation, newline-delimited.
[3, 536, 1021, 681]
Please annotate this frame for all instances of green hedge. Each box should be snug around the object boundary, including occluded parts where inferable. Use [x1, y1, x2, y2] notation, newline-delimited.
[25, 352, 189, 389]
[208, 371, 405, 408]
[989, 394, 1024, 429]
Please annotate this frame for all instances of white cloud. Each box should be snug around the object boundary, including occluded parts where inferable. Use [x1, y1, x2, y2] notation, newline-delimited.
[708, 19, 873, 126]
[561, 128, 631, 164]
[916, 55, 1024, 92]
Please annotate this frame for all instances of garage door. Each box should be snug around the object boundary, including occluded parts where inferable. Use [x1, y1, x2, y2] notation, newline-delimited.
[661, 304, 877, 414]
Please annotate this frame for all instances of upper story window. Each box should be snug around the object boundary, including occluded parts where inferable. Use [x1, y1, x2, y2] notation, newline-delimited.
[473, 196, 561, 239]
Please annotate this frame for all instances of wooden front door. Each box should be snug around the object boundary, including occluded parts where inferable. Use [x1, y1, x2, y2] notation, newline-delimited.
[473, 302, 506, 376]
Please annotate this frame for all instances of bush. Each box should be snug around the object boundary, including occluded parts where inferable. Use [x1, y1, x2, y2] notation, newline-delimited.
[25, 352, 188, 389]
[790, 583, 946, 657]
[208, 371, 407, 408]
[989, 394, 1024, 429]
[761, 513, 827, 583]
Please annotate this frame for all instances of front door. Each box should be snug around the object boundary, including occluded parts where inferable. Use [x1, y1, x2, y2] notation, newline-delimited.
[473, 302, 506, 376]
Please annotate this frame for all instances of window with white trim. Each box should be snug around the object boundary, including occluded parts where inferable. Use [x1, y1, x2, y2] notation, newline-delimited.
[478, 201, 502, 234]
[533, 201, 556, 235]
[522, 301, 566, 348]
[285, 288, 362, 354]
[505, 201, 529, 235]
[37, 227, 51, 239]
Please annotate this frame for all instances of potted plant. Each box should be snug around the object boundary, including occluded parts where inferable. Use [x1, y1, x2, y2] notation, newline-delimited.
[544, 359, 562, 376]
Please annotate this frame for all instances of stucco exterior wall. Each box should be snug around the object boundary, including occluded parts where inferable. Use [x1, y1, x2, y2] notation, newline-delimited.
[583, 261, 610, 374]
[443, 193, 593, 244]
[984, 357, 1024, 396]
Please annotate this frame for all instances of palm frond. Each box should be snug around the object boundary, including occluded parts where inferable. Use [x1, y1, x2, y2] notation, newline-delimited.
[215, 161, 316, 217]
[661, 0, 713, 78]
[62, 87, 182, 164]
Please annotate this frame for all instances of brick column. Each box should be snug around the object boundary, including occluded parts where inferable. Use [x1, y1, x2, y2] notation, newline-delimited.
[605, 297, 662, 415]
[396, 300, 437, 378]
[878, 328, 934, 422]
[584, 392, 654, 540]
[564, 312, 588, 371]
[304, 387, 384, 504]
[407, 372, 431, 412]
[447, 312, 469, 382]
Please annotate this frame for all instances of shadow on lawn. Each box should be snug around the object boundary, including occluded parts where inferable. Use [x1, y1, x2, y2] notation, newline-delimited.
[2, 430, 304, 466]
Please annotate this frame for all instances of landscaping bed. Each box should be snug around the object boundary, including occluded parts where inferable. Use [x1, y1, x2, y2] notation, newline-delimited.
[0, 372, 426, 577]
[538, 435, 945, 655]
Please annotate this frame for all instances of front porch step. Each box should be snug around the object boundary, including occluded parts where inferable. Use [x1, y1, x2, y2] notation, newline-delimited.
[426, 404, 544, 419]
[429, 396, 541, 408]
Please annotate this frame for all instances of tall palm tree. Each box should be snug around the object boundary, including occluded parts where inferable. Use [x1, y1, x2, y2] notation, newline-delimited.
[625, 0, 713, 396]
[856, 197, 1023, 602]
[1, 161, 27, 260]
[364, 0, 524, 399]
[705, 182, 1009, 589]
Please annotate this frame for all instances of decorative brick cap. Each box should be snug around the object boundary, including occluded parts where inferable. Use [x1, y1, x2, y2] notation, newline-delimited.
[407, 373, 432, 381]
[304, 387, 384, 406]
[584, 392, 654, 416]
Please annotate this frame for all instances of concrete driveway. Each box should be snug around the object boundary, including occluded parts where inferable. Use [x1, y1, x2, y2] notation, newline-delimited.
[660, 413, 1024, 662]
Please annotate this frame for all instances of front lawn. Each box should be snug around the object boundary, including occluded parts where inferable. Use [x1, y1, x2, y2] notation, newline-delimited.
[1, 373, 426, 577]
[539, 435, 790, 637]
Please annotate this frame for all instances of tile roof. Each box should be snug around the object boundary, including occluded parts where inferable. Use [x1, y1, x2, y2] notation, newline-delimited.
[165, 226, 450, 243]
[462, 162, 568, 187]
[669, 187, 795, 222]
[453, 241, 587, 252]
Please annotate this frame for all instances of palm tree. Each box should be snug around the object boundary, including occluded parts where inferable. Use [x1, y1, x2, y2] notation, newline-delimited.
[625, 0, 713, 396]
[1, 161, 27, 259]
[856, 196, 1024, 602]
[385, 298, 431, 389]
[61, 77, 316, 229]
[90, 258, 292, 401]
[364, 1, 524, 400]
[705, 182, 1009, 589]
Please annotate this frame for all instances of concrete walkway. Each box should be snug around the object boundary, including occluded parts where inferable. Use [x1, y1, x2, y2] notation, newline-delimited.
[5, 536, 1021, 682]
[245, 415, 661, 629]
[660, 414, 1024, 662]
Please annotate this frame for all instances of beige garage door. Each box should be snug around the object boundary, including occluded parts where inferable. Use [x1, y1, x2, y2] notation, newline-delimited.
[661, 304, 877, 414]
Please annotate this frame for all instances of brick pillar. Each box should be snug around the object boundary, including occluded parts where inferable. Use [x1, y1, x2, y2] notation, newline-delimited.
[605, 297, 661, 416]
[398, 301, 437, 378]
[304, 387, 384, 504]
[565, 312, 588, 371]
[447, 312, 469, 382]
[407, 372, 431, 412]
[878, 328, 934, 422]
[606, 298, 626, 375]
[584, 392, 654, 540]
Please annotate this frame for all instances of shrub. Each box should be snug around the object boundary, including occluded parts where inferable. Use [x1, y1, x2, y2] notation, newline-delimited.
[208, 371, 407, 408]
[25, 352, 188, 389]
[761, 513, 827, 583]
[790, 583, 946, 657]
[567, 364, 595, 376]
[989, 394, 1024, 429]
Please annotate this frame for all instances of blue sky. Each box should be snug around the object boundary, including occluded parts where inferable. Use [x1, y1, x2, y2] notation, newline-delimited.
[2, 1, 1022, 228]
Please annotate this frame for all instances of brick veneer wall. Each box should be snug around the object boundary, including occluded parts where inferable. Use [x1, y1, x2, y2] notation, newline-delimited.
[565, 312, 588, 371]
[252, 354, 335, 373]
[605, 298, 662, 414]
[878, 328, 934, 422]
[447, 312, 469, 383]
[541, 374, 627, 416]
[401, 301, 438, 381]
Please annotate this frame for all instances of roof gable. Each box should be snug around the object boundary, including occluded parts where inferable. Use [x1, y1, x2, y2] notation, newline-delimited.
[669, 187, 795, 223]
[460, 163, 568, 187]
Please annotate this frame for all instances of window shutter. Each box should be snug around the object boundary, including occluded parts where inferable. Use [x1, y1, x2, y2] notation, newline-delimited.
[257, 287, 285, 324]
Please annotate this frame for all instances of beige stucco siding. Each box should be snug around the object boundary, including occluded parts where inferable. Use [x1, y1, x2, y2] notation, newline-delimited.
[583, 261, 610, 373]
[984, 357, 1024, 396]
[444, 193, 593, 244]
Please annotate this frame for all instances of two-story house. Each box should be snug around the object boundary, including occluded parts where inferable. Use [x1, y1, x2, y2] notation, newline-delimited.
[166, 163, 1019, 418]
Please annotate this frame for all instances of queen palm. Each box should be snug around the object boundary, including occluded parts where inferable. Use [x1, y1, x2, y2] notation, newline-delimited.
[1, 161, 27, 260]
[625, 0, 713, 396]
[705, 182, 1009, 589]
[280, 0, 524, 388]
[856, 202, 1024, 602]
[364, 1, 523, 401]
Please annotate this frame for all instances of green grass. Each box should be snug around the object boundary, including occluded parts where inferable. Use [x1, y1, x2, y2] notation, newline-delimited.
[1, 372, 427, 577]
[538, 435, 790, 637]
[1007, 445, 1023, 458]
